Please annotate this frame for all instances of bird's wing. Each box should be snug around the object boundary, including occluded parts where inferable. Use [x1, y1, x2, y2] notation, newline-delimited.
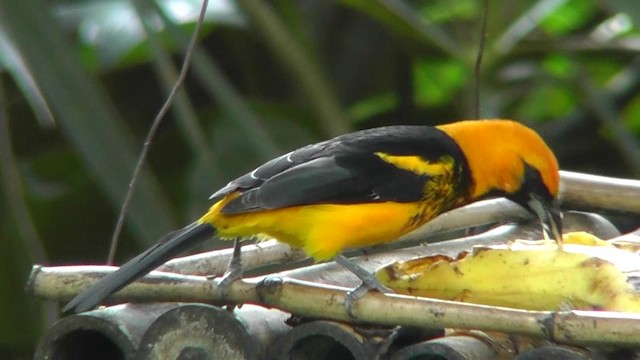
[213, 126, 463, 214]
[220, 152, 429, 214]
[209, 143, 327, 203]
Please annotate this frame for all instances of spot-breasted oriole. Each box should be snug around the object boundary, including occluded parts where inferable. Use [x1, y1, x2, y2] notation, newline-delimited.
[64, 119, 562, 314]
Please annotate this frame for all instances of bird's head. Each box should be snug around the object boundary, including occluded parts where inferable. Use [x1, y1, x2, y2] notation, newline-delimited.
[438, 119, 562, 242]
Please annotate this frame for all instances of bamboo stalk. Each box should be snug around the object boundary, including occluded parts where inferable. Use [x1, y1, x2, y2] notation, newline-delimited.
[560, 170, 640, 214]
[27, 266, 640, 347]
[158, 239, 306, 276]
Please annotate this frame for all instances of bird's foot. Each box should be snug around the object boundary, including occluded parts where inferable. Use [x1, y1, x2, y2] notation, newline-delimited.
[218, 262, 243, 300]
[217, 239, 243, 301]
[344, 273, 393, 318]
[333, 254, 394, 317]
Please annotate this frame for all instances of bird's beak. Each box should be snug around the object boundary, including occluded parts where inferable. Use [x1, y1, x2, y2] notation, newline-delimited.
[527, 194, 563, 244]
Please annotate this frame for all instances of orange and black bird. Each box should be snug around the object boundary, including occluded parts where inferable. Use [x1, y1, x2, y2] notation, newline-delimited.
[64, 119, 562, 314]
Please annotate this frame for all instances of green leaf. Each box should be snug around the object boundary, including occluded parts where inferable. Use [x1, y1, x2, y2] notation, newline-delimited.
[153, 3, 283, 159]
[413, 58, 468, 107]
[584, 58, 624, 86]
[237, 0, 350, 137]
[622, 94, 640, 135]
[348, 92, 399, 124]
[541, 0, 596, 35]
[340, 0, 460, 57]
[0, 226, 42, 351]
[54, 0, 246, 69]
[0, 28, 54, 127]
[417, 0, 477, 23]
[514, 83, 576, 121]
[0, 0, 178, 246]
[542, 54, 575, 79]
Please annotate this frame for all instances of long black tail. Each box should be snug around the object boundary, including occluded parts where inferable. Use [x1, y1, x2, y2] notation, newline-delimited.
[63, 222, 216, 314]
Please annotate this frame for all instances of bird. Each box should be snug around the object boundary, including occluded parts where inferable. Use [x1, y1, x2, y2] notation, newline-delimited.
[63, 119, 563, 314]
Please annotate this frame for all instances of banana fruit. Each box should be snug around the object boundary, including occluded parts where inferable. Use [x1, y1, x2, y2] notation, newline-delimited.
[376, 232, 640, 312]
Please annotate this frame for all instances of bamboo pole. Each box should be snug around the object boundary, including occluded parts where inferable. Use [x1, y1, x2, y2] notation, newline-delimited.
[28, 267, 640, 347]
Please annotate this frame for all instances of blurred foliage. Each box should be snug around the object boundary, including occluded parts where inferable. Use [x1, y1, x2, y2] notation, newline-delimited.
[1, 0, 640, 357]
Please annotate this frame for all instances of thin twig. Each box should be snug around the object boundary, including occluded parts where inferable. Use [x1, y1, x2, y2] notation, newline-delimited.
[150, 2, 281, 159]
[473, 0, 489, 119]
[133, 0, 217, 171]
[107, 0, 209, 264]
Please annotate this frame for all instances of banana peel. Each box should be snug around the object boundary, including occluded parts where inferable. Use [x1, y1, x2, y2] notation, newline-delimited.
[377, 232, 640, 312]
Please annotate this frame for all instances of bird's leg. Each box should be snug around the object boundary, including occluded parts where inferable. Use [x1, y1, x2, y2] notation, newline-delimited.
[334, 255, 393, 317]
[218, 239, 243, 299]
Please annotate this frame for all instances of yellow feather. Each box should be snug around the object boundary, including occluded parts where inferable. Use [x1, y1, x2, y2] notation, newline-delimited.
[200, 200, 445, 261]
[374, 153, 453, 176]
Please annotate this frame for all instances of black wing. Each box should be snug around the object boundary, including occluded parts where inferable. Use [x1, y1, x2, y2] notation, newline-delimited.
[210, 125, 465, 214]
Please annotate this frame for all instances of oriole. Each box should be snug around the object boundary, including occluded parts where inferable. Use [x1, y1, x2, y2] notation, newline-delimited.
[64, 119, 562, 314]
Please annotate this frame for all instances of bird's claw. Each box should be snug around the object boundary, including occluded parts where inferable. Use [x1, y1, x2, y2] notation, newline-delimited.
[218, 261, 243, 299]
[217, 238, 243, 300]
[345, 278, 393, 318]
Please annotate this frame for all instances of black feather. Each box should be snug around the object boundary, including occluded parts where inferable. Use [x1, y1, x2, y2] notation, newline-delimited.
[217, 125, 470, 214]
[63, 223, 215, 314]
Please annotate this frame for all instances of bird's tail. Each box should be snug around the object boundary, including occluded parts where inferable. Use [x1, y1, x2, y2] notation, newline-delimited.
[63, 222, 216, 314]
